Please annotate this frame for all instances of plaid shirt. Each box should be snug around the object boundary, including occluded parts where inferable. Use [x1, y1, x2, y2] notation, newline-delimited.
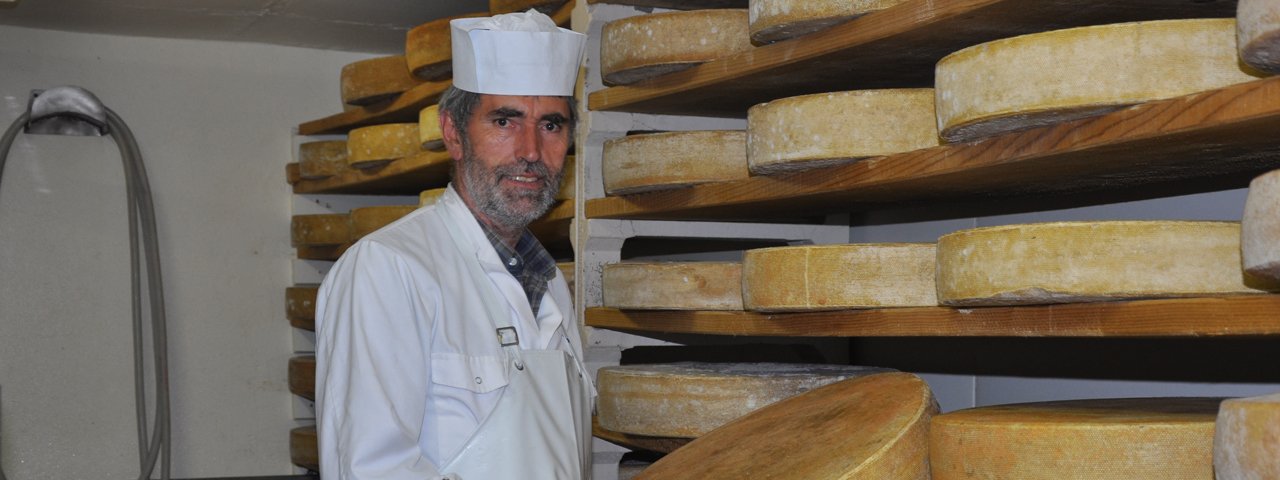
[479, 224, 558, 318]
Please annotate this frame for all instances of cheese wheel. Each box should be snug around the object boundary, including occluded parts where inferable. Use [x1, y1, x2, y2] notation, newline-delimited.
[340, 55, 423, 106]
[1239, 0, 1280, 73]
[556, 155, 575, 201]
[598, 362, 894, 437]
[603, 131, 748, 195]
[347, 123, 422, 168]
[1215, 392, 1280, 479]
[288, 355, 315, 400]
[291, 214, 350, 247]
[285, 162, 301, 185]
[419, 187, 447, 207]
[418, 105, 444, 151]
[349, 205, 417, 239]
[743, 243, 936, 311]
[634, 372, 936, 479]
[936, 221, 1265, 306]
[298, 140, 348, 180]
[936, 19, 1264, 143]
[285, 285, 318, 325]
[603, 262, 743, 310]
[747, 89, 938, 175]
[290, 426, 319, 472]
[749, 0, 906, 44]
[406, 13, 487, 80]
[601, 10, 753, 86]
[1243, 169, 1280, 283]
[931, 397, 1221, 480]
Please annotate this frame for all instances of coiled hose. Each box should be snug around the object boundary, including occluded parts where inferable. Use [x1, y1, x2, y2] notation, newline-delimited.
[0, 88, 171, 480]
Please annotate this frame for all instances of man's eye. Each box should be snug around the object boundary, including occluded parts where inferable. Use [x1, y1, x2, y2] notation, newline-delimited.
[543, 122, 561, 132]
[494, 118, 509, 127]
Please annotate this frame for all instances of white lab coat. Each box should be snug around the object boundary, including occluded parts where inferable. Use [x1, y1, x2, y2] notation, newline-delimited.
[313, 185, 589, 479]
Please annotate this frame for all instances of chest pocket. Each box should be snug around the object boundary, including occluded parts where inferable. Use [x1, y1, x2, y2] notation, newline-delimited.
[431, 352, 510, 394]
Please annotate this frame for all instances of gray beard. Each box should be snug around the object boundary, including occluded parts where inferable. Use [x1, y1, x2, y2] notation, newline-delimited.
[459, 150, 564, 231]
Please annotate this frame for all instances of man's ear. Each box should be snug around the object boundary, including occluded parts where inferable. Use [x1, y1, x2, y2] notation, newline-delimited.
[440, 109, 464, 161]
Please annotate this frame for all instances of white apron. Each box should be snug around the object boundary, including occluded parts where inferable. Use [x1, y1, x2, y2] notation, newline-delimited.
[438, 211, 592, 480]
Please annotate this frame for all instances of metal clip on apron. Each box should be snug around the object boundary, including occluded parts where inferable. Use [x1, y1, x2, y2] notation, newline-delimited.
[439, 204, 591, 480]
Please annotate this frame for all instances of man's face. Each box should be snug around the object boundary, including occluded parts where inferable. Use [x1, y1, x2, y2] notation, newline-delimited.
[445, 94, 571, 231]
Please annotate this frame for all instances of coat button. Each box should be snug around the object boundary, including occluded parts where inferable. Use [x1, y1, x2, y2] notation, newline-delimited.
[474, 377, 482, 384]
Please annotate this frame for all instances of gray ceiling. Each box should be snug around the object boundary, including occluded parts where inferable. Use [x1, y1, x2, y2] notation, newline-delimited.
[0, 0, 492, 53]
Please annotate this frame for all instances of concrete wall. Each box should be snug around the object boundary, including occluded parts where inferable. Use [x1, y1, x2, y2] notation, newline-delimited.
[0, 24, 371, 478]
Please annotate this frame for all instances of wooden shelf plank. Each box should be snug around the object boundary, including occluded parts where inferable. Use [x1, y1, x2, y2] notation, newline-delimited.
[593, 416, 690, 454]
[587, 0, 746, 9]
[586, 76, 1280, 221]
[586, 296, 1280, 337]
[292, 150, 453, 195]
[587, 0, 1236, 117]
[298, 80, 450, 136]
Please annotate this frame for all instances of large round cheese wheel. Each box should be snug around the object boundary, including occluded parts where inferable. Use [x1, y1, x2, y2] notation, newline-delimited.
[349, 205, 417, 239]
[742, 243, 936, 311]
[347, 123, 422, 168]
[601, 10, 753, 86]
[747, 89, 938, 175]
[935, 19, 1264, 143]
[340, 55, 423, 106]
[419, 187, 446, 207]
[936, 221, 1264, 306]
[288, 355, 315, 400]
[406, 13, 486, 80]
[290, 426, 319, 472]
[634, 372, 936, 479]
[598, 362, 894, 438]
[749, 0, 906, 44]
[603, 131, 748, 195]
[1239, 0, 1280, 73]
[1243, 169, 1280, 283]
[298, 140, 348, 180]
[603, 262, 744, 310]
[931, 398, 1221, 480]
[291, 214, 350, 247]
[286, 285, 318, 325]
[418, 104, 444, 151]
[1215, 392, 1280, 480]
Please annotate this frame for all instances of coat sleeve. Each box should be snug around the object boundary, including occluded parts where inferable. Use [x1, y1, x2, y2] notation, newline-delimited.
[314, 240, 451, 480]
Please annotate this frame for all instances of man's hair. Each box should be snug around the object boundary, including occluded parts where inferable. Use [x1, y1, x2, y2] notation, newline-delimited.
[437, 85, 578, 147]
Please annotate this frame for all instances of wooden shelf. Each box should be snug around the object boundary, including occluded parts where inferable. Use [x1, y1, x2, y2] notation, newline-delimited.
[587, 0, 746, 9]
[298, 80, 450, 136]
[291, 150, 453, 195]
[586, 76, 1280, 221]
[592, 416, 690, 454]
[586, 296, 1280, 338]
[587, 0, 1236, 117]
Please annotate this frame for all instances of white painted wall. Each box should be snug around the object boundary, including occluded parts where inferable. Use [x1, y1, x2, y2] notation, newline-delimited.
[0, 24, 372, 478]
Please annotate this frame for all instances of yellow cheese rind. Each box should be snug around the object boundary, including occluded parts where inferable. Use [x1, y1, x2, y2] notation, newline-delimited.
[419, 188, 446, 207]
[285, 286, 318, 322]
[418, 105, 444, 151]
[298, 140, 348, 180]
[600, 10, 753, 86]
[634, 372, 936, 479]
[1243, 170, 1280, 283]
[1215, 392, 1280, 479]
[603, 262, 744, 310]
[406, 14, 487, 80]
[340, 55, 423, 106]
[748, 0, 906, 44]
[936, 19, 1264, 143]
[747, 89, 939, 175]
[931, 397, 1221, 480]
[603, 131, 748, 196]
[349, 205, 417, 240]
[936, 221, 1265, 306]
[291, 214, 351, 247]
[1238, 0, 1280, 73]
[743, 243, 937, 311]
[347, 123, 422, 168]
[597, 362, 894, 438]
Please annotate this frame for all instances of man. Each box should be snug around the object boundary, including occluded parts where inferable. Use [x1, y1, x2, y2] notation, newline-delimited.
[314, 11, 591, 479]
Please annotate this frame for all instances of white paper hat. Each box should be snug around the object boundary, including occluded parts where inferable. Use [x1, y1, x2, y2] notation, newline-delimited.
[450, 10, 586, 96]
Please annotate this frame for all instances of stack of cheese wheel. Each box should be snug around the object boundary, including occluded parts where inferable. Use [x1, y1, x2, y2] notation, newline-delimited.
[347, 123, 422, 168]
[297, 140, 348, 180]
[601, 9, 752, 85]
[1215, 392, 1280, 479]
[1238, 0, 1280, 73]
[747, 89, 938, 174]
[743, 243, 937, 311]
[349, 205, 418, 239]
[406, 13, 487, 80]
[935, 19, 1264, 143]
[419, 187, 447, 207]
[931, 397, 1221, 480]
[286, 285, 318, 331]
[633, 372, 937, 479]
[603, 262, 743, 310]
[291, 214, 351, 248]
[603, 131, 748, 195]
[936, 221, 1266, 306]
[597, 362, 895, 438]
[748, 0, 907, 44]
[418, 105, 444, 151]
[340, 55, 423, 107]
[1242, 169, 1280, 285]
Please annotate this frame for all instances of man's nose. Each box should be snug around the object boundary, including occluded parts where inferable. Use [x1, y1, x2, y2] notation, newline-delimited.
[515, 122, 542, 163]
